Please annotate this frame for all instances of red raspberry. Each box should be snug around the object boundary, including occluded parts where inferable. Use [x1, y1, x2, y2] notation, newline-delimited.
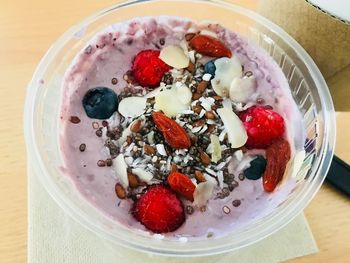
[132, 184, 185, 233]
[240, 106, 285, 149]
[132, 50, 171, 87]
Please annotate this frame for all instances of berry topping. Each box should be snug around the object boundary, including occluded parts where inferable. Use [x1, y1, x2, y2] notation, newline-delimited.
[132, 50, 171, 87]
[204, 60, 216, 78]
[82, 87, 118, 119]
[262, 138, 291, 192]
[189, 35, 232, 58]
[152, 112, 191, 149]
[132, 184, 185, 233]
[244, 155, 267, 180]
[240, 106, 285, 149]
[168, 172, 196, 201]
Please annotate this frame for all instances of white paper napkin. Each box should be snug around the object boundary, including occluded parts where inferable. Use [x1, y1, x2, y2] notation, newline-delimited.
[28, 166, 318, 263]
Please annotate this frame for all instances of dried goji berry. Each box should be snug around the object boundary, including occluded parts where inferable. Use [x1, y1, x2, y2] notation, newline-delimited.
[262, 138, 291, 192]
[189, 35, 232, 58]
[168, 172, 196, 201]
[152, 112, 191, 149]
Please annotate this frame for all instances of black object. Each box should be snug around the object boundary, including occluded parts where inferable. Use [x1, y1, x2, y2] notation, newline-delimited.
[82, 87, 118, 119]
[326, 155, 350, 197]
[244, 155, 267, 180]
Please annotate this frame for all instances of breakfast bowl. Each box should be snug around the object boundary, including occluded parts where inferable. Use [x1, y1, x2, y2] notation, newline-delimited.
[24, 0, 335, 256]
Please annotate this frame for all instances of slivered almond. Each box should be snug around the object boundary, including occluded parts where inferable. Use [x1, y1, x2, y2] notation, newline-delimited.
[205, 111, 215, 119]
[186, 61, 196, 74]
[192, 104, 202, 114]
[196, 81, 208, 93]
[193, 119, 206, 127]
[115, 183, 126, 199]
[127, 172, 139, 188]
[192, 92, 202, 100]
[130, 119, 142, 133]
[144, 144, 156, 156]
[200, 151, 211, 166]
[195, 171, 206, 183]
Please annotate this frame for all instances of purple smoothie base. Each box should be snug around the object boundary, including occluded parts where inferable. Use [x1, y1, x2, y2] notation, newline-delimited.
[59, 16, 304, 240]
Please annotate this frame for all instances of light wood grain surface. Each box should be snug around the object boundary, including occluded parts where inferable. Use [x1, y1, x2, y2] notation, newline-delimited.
[0, 1, 349, 262]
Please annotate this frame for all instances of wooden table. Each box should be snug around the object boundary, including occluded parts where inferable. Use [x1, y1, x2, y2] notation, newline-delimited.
[0, 1, 349, 262]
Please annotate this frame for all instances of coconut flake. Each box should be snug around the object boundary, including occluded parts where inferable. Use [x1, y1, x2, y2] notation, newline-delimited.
[217, 107, 248, 148]
[144, 86, 163, 99]
[234, 150, 243, 161]
[159, 45, 190, 69]
[113, 154, 129, 187]
[156, 144, 167, 156]
[202, 73, 212, 81]
[118, 97, 147, 118]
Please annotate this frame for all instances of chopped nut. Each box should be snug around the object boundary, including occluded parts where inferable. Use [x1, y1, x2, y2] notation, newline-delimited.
[207, 124, 216, 133]
[134, 134, 143, 142]
[130, 119, 142, 133]
[128, 172, 139, 188]
[196, 81, 208, 93]
[171, 164, 178, 173]
[126, 136, 133, 145]
[211, 104, 219, 111]
[186, 61, 196, 74]
[115, 183, 126, 199]
[200, 151, 211, 166]
[205, 111, 215, 119]
[185, 33, 196, 41]
[193, 119, 206, 127]
[144, 144, 156, 156]
[190, 135, 198, 144]
[192, 92, 202, 100]
[194, 170, 206, 182]
[213, 95, 223, 101]
[92, 122, 99, 129]
[192, 104, 202, 114]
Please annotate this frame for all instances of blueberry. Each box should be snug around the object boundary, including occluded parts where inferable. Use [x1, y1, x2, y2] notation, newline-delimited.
[82, 87, 118, 119]
[204, 60, 216, 78]
[244, 155, 267, 180]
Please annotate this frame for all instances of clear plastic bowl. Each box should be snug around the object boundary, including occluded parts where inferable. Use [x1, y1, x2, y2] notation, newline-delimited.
[24, 0, 335, 257]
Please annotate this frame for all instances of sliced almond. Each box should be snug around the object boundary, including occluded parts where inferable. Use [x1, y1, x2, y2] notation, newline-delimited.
[159, 45, 190, 69]
[209, 134, 222, 163]
[193, 179, 216, 207]
[118, 97, 147, 118]
[229, 75, 256, 103]
[217, 107, 248, 148]
[211, 56, 242, 97]
[113, 154, 129, 187]
[175, 84, 192, 105]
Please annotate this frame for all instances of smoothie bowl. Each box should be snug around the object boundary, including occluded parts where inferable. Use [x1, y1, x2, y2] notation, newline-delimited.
[24, 0, 335, 256]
